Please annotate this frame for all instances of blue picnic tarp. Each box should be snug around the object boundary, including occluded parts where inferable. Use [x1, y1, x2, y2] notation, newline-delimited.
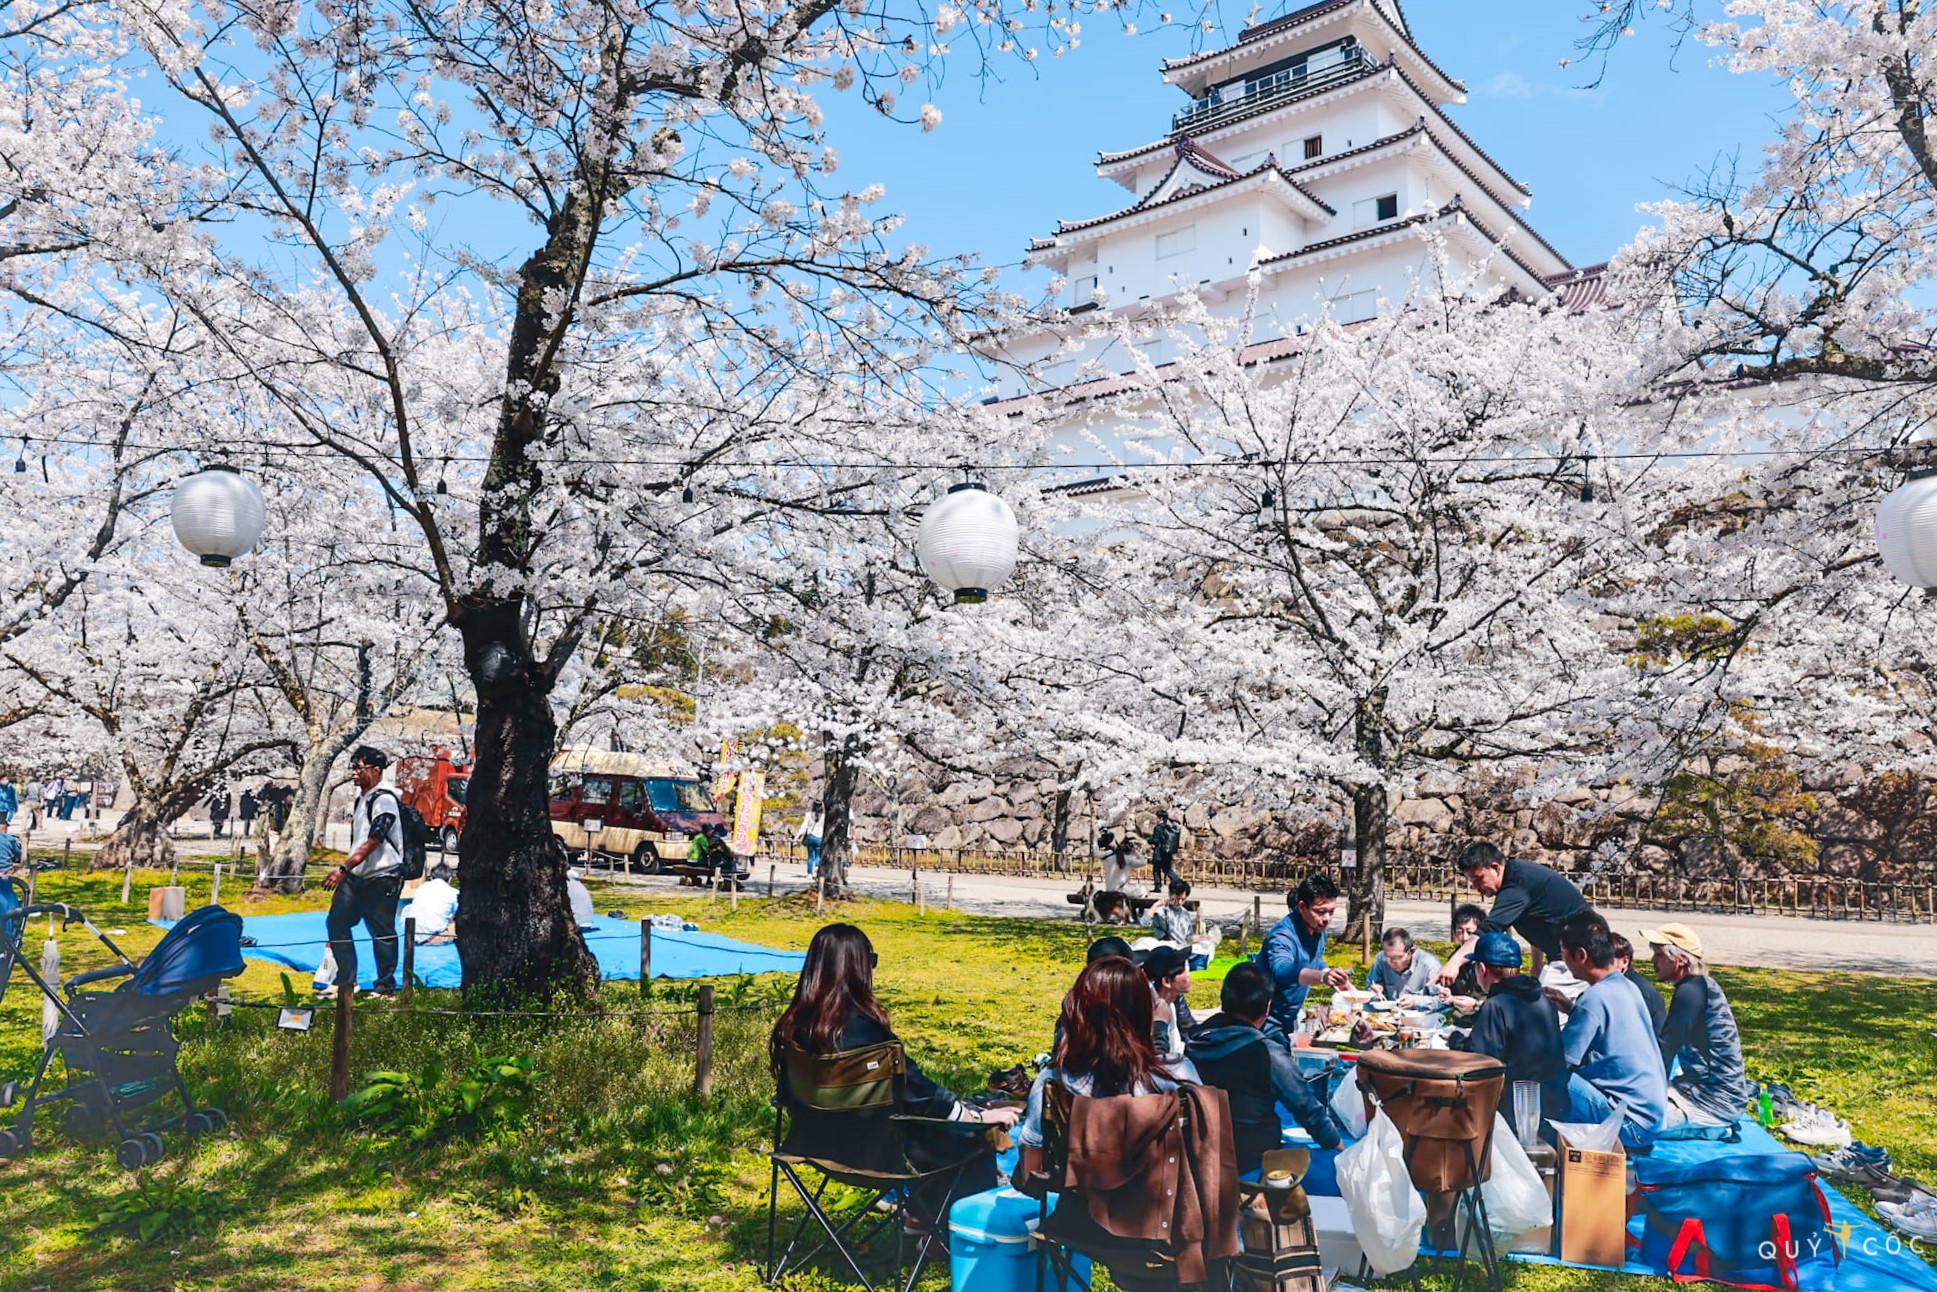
[154, 911, 804, 989]
[1499, 1120, 1937, 1291]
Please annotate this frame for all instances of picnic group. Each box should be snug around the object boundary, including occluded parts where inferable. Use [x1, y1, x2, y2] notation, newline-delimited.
[766, 839, 1916, 1291]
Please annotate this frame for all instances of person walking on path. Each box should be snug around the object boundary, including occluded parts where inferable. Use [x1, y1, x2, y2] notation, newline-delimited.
[42, 777, 63, 824]
[1148, 808, 1183, 889]
[796, 800, 824, 876]
[0, 778, 15, 826]
[238, 788, 259, 838]
[321, 747, 407, 999]
[207, 788, 232, 839]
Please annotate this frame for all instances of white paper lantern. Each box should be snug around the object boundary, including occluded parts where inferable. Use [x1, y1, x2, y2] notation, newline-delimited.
[916, 482, 1019, 604]
[171, 465, 266, 568]
[1876, 474, 1937, 588]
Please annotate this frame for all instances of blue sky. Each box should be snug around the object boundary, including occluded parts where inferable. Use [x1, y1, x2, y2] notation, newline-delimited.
[818, 0, 1791, 287]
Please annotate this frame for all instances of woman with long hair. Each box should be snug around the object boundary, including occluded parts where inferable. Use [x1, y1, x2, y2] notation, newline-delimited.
[769, 924, 1016, 1225]
[1017, 954, 1200, 1155]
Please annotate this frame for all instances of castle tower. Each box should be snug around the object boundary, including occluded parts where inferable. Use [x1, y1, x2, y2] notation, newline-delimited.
[990, 0, 1593, 398]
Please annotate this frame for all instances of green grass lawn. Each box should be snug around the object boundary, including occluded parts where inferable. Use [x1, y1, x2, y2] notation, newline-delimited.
[0, 862, 1932, 1290]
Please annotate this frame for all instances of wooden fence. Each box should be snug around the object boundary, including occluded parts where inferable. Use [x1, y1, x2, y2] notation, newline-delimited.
[764, 843, 1937, 924]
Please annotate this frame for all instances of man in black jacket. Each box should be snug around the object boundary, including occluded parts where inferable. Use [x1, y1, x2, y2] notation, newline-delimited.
[1186, 963, 1343, 1173]
[1449, 931, 1568, 1125]
[1148, 809, 1184, 889]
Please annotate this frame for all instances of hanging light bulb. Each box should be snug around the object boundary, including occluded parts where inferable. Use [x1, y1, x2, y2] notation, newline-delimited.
[171, 465, 267, 567]
[916, 482, 1020, 604]
[436, 474, 448, 495]
[11, 437, 24, 473]
[681, 484, 695, 504]
[1261, 487, 1275, 511]
[1580, 480, 1595, 503]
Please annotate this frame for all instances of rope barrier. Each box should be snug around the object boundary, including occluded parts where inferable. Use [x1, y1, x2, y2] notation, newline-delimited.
[215, 996, 769, 1019]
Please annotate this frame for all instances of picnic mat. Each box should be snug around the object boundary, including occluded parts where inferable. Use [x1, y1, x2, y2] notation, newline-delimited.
[1498, 1120, 1937, 1290]
[154, 912, 805, 989]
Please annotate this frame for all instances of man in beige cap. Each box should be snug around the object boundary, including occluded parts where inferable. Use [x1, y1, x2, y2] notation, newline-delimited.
[1642, 923, 1754, 1136]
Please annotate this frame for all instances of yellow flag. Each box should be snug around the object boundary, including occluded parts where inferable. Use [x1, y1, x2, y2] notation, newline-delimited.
[731, 768, 766, 856]
[711, 736, 739, 802]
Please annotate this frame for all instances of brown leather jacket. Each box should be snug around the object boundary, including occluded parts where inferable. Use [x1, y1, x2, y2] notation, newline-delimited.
[1061, 1083, 1240, 1285]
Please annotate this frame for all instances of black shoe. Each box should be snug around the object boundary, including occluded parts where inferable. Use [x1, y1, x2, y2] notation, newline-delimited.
[369, 983, 396, 999]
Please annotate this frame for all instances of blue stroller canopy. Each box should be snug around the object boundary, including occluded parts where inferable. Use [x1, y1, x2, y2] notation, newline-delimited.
[132, 907, 244, 995]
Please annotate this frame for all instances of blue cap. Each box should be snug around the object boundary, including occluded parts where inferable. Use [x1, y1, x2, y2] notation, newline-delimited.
[1473, 931, 1523, 969]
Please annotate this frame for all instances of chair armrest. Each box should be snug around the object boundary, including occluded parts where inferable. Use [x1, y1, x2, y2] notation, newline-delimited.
[67, 964, 136, 988]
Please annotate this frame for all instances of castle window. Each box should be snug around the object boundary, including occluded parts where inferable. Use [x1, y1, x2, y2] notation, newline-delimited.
[1156, 225, 1197, 259]
[1303, 135, 1323, 160]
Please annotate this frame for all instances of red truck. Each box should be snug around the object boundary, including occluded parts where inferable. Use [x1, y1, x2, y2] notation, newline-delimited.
[395, 749, 470, 854]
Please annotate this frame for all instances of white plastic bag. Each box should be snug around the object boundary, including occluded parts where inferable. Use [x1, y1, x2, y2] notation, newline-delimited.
[1335, 1109, 1427, 1275]
[1475, 1115, 1551, 1248]
[1329, 1064, 1368, 1139]
[1546, 1103, 1623, 1152]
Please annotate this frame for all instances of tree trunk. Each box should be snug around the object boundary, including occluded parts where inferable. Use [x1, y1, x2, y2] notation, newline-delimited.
[1343, 686, 1391, 939]
[258, 746, 344, 895]
[94, 798, 178, 874]
[1050, 766, 1079, 874]
[817, 734, 861, 898]
[453, 602, 596, 1000]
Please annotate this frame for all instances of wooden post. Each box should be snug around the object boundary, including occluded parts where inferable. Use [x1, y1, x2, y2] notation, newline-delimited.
[694, 984, 715, 1098]
[401, 918, 415, 1007]
[730, 878, 739, 913]
[121, 858, 132, 906]
[946, 874, 954, 911]
[1252, 894, 1262, 944]
[768, 864, 776, 898]
[211, 863, 222, 906]
[915, 866, 925, 915]
[1361, 912, 1372, 968]
[709, 869, 718, 904]
[911, 864, 920, 907]
[24, 866, 35, 906]
[62, 837, 71, 869]
[815, 869, 825, 915]
[329, 983, 353, 1101]
[640, 921, 652, 997]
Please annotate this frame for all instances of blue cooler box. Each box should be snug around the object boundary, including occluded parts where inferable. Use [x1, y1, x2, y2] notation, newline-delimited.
[1279, 1125, 1351, 1197]
[950, 1186, 1090, 1292]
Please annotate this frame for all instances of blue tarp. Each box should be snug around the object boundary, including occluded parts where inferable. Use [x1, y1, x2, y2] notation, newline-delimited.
[154, 911, 804, 989]
[1499, 1120, 1937, 1291]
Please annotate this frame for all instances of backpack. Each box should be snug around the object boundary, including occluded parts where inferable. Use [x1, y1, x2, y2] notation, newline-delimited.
[1630, 1151, 1840, 1291]
[379, 789, 430, 881]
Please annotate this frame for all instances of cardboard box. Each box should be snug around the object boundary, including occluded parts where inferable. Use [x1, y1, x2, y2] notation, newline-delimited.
[147, 885, 186, 921]
[1556, 1131, 1628, 1268]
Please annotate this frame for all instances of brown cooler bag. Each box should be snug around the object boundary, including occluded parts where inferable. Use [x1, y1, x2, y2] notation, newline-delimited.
[1355, 1049, 1506, 1194]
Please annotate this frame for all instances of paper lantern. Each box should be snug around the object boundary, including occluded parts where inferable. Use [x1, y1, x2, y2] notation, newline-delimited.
[171, 465, 266, 567]
[916, 482, 1019, 604]
[1877, 474, 1937, 588]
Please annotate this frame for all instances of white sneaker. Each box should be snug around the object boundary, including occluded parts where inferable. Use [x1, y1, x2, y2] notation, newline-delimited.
[1780, 1107, 1852, 1148]
[1880, 1194, 1937, 1243]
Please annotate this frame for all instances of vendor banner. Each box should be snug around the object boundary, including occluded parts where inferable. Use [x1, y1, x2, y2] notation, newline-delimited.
[711, 736, 739, 802]
[731, 768, 765, 856]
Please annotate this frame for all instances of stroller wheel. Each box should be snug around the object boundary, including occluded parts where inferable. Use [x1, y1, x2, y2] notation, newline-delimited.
[0, 1080, 16, 1108]
[204, 1107, 227, 1131]
[117, 1137, 149, 1170]
[139, 1131, 165, 1163]
[0, 1127, 23, 1159]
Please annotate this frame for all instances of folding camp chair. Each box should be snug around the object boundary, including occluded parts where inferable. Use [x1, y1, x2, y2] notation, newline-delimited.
[1018, 1081, 1236, 1292]
[765, 1039, 985, 1292]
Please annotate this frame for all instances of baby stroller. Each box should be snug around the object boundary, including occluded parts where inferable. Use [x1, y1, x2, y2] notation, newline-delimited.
[0, 879, 244, 1168]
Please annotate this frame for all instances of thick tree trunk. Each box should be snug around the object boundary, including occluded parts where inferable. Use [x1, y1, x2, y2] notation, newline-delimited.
[1343, 687, 1391, 939]
[94, 799, 178, 874]
[1050, 766, 1080, 874]
[817, 735, 861, 898]
[453, 602, 596, 1000]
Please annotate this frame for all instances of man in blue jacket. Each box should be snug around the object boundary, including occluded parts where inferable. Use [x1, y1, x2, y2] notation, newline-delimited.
[1188, 962, 1344, 1172]
[0, 779, 16, 825]
[1259, 873, 1352, 1031]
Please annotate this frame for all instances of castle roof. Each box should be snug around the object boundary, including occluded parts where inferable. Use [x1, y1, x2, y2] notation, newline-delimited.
[1162, 0, 1461, 104]
[1032, 139, 1333, 250]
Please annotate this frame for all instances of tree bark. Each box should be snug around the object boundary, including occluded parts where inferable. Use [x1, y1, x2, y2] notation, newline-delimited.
[257, 747, 351, 895]
[817, 733, 861, 899]
[453, 601, 596, 1000]
[1050, 764, 1081, 874]
[1343, 686, 1391, 938]
[94, 798, 178, 874]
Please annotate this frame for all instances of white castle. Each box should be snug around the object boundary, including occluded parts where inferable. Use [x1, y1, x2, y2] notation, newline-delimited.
[987, 0, 1605, 401]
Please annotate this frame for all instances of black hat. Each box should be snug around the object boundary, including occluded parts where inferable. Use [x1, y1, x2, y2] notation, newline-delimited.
[1156, 809, 1170, 820]
[1140, 944, 1190, 981]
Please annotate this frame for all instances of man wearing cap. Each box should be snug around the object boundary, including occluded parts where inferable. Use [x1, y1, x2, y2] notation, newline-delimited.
[1437, 842, 1593, 994]
[1645, 923, 1753, 1134]
[1449, 931, 1568, 1124]
[1144, 943, 1198, 1071]
[1148, 808, 1184, 889]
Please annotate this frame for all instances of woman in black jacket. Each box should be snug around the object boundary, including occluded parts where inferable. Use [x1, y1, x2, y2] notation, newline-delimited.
[769, 924, 1016, 1225]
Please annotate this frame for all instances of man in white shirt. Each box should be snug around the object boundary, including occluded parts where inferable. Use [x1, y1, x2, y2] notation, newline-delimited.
[404, 866, 461, 944]
[321, 746, 407, 998]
